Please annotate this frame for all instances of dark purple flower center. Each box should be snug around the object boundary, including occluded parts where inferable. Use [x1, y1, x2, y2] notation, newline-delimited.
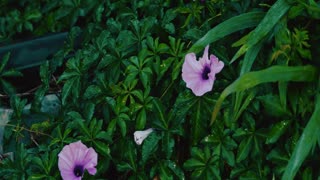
[73, 165, 84, 177]
[202, 66, 211, 80]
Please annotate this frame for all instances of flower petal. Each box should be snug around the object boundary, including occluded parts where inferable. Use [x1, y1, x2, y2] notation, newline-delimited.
[199, 45, 210, 66]
[191, 78, 214, 96]
[182, 53, 202, 74]
[83, 148, 98, 175]
[58, 141, 98, 180]
[134, 128, 154, 145]
[182, 53, 203, 93]
[58, 153, 74, 171]
[59, 169, 77, 180]
[70, 141, 89, 164]
[210, 55, 224, 74]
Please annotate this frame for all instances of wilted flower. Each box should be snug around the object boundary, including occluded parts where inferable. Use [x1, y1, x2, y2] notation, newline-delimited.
[182, 45, 224, 96]
[58, 141, 98, 180]
[134, 128, 154, 145]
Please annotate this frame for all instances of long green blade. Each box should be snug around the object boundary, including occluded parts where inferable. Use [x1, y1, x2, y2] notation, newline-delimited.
[210, 65, 318, 124]
[231, 0, 291, 62]
[282, 82, 320, 180]
[188, 12, 265, 53]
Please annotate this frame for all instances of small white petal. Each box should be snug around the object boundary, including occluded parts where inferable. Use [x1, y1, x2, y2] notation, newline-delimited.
[133, 128, 154, 145]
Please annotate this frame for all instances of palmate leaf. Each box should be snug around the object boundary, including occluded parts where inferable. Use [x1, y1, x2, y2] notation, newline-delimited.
[184, 147, 220, 180]
[151, 160, 185, 180]
[211, 65, 318, 124]
[257, 94, 291, 117]
[282, 89, 320, 180]
[172, 91, 214, 144]
[203, 122, 237, 167]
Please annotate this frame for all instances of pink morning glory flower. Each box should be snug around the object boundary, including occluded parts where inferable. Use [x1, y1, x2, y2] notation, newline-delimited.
[182, 45, 224, 96]
[58, 141, 98, 180]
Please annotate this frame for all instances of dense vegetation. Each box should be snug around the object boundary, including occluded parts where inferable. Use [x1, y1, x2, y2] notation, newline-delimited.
[0, 0, 319, 179]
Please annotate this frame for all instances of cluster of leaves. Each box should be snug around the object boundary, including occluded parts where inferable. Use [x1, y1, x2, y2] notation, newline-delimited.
[0, 0, 319, 179]
[0, 0, 103, 43]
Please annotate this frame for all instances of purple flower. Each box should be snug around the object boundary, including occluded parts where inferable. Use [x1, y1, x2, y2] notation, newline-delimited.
[58, 141, 98, 180]
[182, 45, 224, 96]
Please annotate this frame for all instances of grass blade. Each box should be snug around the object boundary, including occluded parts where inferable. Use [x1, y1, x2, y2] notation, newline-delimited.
[210, 65, 318, 124]
[240, 39, 264, 75]
[282, 90, 320, 179]
[231, 0, 291, 63]
[188, 12, 265, 53]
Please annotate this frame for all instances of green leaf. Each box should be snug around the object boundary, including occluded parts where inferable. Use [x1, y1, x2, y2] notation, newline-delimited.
[258, 95, 291, 117]
[184, 148, 206, 170]
[162, 132, 174, 159]
[211, 65, 318, 124]
[184, 147, 220, 179]
[1, 69, 23, 77]
[266, 120, 291, 144]
[84, 85, 102, 99]
[0, 52, 10, 73]
[136, 108, 146, 129]
[24, 21, 33, 31]
[152, 98, 168, 130]
[140, 67, 152, 89]
[142, 133, 160, 164]
[70, 114, 91, 137]
[61, 77, 80, 105]
[236, 136, 253, 163]
[83, 103, 95, 120]
[231, 90, 256, 124]
[239, 38, 264, 75]
[282, 93, 320, 179]
[61, 78, 75, 105]
[266, 148, 289, 164]
[117, 118, 127, 137]
[94, 140, 110, 157]
[96, 131, 111, 142]
[222, 145, 235, 166]
[58, 71, 80, 81]
[39, 61, 50, 85]
[28, 174, 47, 179]
[95, 30, 110, 50]
[0, 79, 16, 95]
[107, 118, 117, 138]
[231, 0, 291, 62]
[188, 12, 265, 53]
[191, 100, 202, 145]
[25, 9, 42, 20]
[171, 91, 197, 126]
[167, 160, 185, 179]
[279, 81, 288, 109]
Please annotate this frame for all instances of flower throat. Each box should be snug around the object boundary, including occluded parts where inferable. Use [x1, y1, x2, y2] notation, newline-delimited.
[202, 66, 211, 80]
[74, 165, 84, 177]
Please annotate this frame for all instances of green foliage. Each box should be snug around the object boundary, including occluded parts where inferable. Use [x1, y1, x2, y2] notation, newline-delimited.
[0, 53, 23, 95]
[282, 89, 320, 179]
[0, 0, 319, 179]
[184, 146, 220, 179]
[211, 65, 318, 123]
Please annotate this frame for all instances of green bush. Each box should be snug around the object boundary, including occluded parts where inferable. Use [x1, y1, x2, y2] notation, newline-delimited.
[0, 0, 319, 179]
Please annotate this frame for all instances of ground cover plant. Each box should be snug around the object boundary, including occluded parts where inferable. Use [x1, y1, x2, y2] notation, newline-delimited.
[0, 0, 320, 179]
